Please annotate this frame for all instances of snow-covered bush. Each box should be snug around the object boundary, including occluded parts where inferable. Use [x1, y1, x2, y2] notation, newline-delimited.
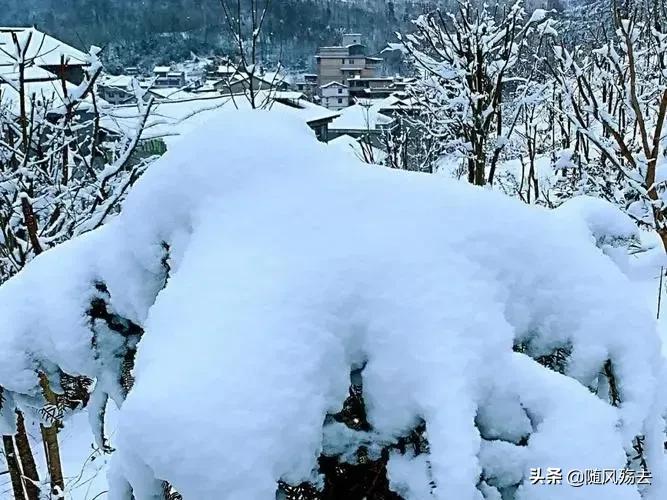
[400, 0, 556, 185]
[0, 111, 665, 499]
[555, 196, 641, 273]
[550, 10, 667, 251]
[0, 33, 155, 498]
[0, 35, 154, 284]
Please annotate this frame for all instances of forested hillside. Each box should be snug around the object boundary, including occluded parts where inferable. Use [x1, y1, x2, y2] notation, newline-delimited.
[1, 0, 578, 72]
[0, 0, 441, 71]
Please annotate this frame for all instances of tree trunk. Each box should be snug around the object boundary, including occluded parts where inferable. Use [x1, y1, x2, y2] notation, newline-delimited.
[474, 141, 487, 186]
[20, 197, 42, 256]
[2, 435, 26, 500]
[467, 157, 475, 184]
[38, 373, 64, 496]
[40, 424, 64, 496]
[658, 228, 667, 256]
[15, 412, 40, 500]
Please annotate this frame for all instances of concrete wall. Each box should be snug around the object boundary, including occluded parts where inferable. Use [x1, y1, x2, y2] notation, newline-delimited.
[318, 58, 346, 87]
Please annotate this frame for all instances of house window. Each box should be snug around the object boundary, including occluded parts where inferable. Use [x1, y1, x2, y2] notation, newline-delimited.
[337, 88, 342, 94]
[338, 98, 343, 104]
[349, 59, 354, 65]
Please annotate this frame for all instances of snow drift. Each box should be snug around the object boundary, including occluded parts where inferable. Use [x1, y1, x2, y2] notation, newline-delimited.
[0, 111, 665, 499]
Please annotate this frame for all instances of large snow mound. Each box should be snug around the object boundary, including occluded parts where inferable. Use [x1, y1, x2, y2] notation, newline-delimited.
[0, 111, 665, 499]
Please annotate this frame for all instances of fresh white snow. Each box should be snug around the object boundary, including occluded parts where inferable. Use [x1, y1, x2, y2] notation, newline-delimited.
[0, 110, 664, 499]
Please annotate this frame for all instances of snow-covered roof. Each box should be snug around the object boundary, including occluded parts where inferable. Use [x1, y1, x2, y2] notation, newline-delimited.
[101, 92, 338, 146]
[99, 75, 134, 90]
[0, 64, 54, 82]
[0, 69, 98, 115]
[211, 73, 245, 88]
[153, 66, 171, 73]
[273, 92, 339, 124]
[147, 87, 198, 100]
[214, 70, 287, 88]
[0, 27, 88, 68]
[259, 70, 287, 85]
[381, 43, 405, 54]
[375, 94, 419, 112]
[273, 91, 306, 100]
[350, 76, 395, 82]
[217, 64, 237, 74]
[101, 96, 229, 144]
[320, 81, 347, 89]
[328, 101, 394, 131]
[192, 80, 220, 93]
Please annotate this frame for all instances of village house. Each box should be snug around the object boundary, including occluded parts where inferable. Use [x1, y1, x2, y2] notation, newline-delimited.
[0, 26, 102, 132]
[153, 66, 187, 88]
[153, 66, 170, 78]
[315, 34, 383, 89]
[0, 27, 112, 171]
[203, 60, 234, 79]
[97, 75, 138, 105]
[347, 76, 413, 100]
[271, 92, 339, 142]
[327, 98, 395, 143]
[326, 93, 421, 164]
[214, 71, 289, 95]
[319, 81, 350, 111]
[293, 73, 318, 101]
[0, 27, 89, 85]
[215, 64, 238, 80]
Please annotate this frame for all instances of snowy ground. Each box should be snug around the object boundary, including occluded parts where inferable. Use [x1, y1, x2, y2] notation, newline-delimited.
[48, 410, 113, 500]
[0, 411, 114, 499]
[621, 232, 667, 356]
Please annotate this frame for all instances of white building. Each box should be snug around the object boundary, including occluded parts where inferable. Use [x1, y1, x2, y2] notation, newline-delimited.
[320, 81, 349, 111]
